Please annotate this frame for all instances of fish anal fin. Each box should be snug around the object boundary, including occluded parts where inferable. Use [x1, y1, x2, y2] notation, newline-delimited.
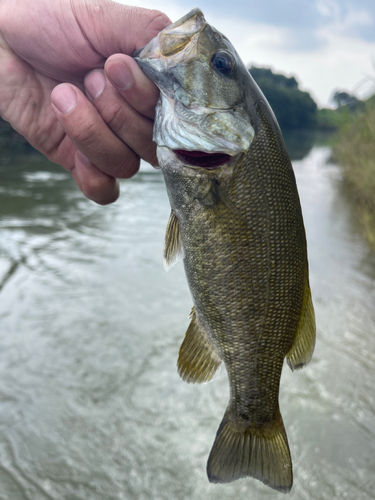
[286, 282, 316, 371]
[178, 307, 222, 384]
[163, 210, 184, 271]
[207, 409, 293, 493]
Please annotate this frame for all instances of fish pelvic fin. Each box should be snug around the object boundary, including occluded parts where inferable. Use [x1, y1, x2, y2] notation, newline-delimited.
[163, 210, 184, 271]
[286, 281, 316, 371]
[178, 307, 222, 384]
[207, 409, 293, 493]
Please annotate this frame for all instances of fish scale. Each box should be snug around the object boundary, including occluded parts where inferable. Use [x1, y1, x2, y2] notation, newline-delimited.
[134, 7, 316, 493]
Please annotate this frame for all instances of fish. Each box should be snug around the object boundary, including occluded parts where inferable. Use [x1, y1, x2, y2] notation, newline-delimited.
[134, 8, 316, 493]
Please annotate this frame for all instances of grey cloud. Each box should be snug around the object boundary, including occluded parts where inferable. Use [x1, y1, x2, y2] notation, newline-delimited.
[195, 0, 375, 49]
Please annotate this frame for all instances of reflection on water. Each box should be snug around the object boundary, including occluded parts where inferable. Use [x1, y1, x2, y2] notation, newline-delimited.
[282, 129, 316, 161]
[0, 144, 375, 500]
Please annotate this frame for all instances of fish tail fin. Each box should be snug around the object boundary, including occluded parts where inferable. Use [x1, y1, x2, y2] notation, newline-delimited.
[207, 409, 293, 493]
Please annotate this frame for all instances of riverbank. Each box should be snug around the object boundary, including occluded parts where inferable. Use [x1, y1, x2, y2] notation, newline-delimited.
[333, 97, 375, 246]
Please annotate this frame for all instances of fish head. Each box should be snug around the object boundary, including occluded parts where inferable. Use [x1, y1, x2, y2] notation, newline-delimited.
[134, 8, 257, 169]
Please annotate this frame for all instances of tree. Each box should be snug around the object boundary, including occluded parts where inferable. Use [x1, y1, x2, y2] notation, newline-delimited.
[249, 66, 317, 130]
[332, 90, 361, 111]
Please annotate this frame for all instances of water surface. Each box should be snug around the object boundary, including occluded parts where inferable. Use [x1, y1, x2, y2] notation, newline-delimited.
[0, 146, 375, 499]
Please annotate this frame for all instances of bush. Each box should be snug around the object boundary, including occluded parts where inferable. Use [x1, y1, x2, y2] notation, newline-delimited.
[249, 66, 317, 130]
[334, 97, 375, 244]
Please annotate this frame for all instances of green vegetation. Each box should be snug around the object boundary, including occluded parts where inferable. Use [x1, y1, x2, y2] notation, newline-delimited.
[0, 66, 361, 155]
[316, 92, 365, 131]
[250, 66, 317, 130]
[333, 96, 375, 245]
[250, 65, 375, 246]
[249, 67, 367, 134]
[1, 65, 373, 247]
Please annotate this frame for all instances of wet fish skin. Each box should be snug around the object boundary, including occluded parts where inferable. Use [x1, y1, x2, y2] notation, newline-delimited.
[134, 8, 315, 493]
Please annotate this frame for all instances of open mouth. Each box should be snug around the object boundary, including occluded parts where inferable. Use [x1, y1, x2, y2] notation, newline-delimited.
[174, 150, 231, 169]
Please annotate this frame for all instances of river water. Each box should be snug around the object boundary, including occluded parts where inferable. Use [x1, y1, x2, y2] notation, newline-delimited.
[0, 141, 375, 500]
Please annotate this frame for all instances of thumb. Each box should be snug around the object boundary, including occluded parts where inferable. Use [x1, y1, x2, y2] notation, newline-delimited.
[74, 0, 171, 57]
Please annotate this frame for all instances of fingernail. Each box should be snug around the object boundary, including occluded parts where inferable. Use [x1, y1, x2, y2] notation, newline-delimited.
[85, 70, 106, 100]
[51, 85, 77, 114]
[107, 60, 134, 90]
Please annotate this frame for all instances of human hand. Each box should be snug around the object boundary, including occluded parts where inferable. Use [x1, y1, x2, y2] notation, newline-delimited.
[0, 0, 170, 204]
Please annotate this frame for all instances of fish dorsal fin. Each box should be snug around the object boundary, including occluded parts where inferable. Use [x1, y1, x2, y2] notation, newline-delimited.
[163, 210, 184, 271]
[286, 281, 316, 371]
[178, 307, 222, 384]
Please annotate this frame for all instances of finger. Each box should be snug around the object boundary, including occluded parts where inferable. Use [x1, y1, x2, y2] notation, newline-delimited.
[47, 131, 120, 205]
[77, 4, 171, 56]
[105, 55, 159, 119]
[84, 69, 157, 166]
[51, 82, 140, 179]
[72, 151, 120, 205]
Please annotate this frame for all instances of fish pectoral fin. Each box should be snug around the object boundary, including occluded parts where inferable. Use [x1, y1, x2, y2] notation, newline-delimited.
[163, 210, 184, 272]
[286, 281, 316, 371]
[211, 182, 252, 235]
[178, 307, 222, 384]
[207, 409, 293, 493]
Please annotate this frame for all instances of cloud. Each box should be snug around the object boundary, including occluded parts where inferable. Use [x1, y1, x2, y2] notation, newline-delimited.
[119, 0, 375, 105]
[316, 0, 374, 42]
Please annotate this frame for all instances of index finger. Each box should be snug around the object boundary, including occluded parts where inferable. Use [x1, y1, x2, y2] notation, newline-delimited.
[105, 54, 159, 119]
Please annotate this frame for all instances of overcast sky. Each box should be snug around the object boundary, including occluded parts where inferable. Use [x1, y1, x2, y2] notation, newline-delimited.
[120, 0, 375, 107]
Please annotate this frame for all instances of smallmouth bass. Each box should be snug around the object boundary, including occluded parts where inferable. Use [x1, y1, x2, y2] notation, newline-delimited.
[134, 8, 316, 493]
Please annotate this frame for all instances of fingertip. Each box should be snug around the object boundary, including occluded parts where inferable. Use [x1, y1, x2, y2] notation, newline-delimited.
[104, 57, 134, 91]
[84, 70, 106, 101]
[51, 84, 78, 115]
[105, 55, 159, 118]
[121, 156, 141, 179]
[74, 151, 120, 205]
[94, 178, 120, 206]
[134, 10, 172, 49]
[149, 11, 172, 31]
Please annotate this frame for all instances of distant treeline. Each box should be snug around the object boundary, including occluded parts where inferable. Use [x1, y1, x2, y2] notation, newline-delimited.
[0, 65, 367, 154]
[250, 66, 317, 130]
[251, 64, 375, 245]
[249, 65, 366, 132]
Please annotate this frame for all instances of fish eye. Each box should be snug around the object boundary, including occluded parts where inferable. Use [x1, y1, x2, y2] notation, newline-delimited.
[210, 51, 234, 76]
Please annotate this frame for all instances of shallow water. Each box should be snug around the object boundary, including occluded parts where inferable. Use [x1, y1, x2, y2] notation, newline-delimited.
[0, 146, 375, 499]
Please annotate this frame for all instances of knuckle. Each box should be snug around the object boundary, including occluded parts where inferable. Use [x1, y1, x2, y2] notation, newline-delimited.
[120, 156, 140, 179]
[143, 142, 158, 167]
[73, 121, 98, 149]
[111, 152, 140, 179]
[102, 103, 125, 132]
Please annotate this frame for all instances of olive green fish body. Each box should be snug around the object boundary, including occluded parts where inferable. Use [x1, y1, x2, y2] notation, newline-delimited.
[161, 111, 310, 490]
[134, 8, 316, 493]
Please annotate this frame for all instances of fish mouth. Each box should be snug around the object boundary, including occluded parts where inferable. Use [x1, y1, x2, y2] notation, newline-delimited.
[174, 150, 231, 169]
